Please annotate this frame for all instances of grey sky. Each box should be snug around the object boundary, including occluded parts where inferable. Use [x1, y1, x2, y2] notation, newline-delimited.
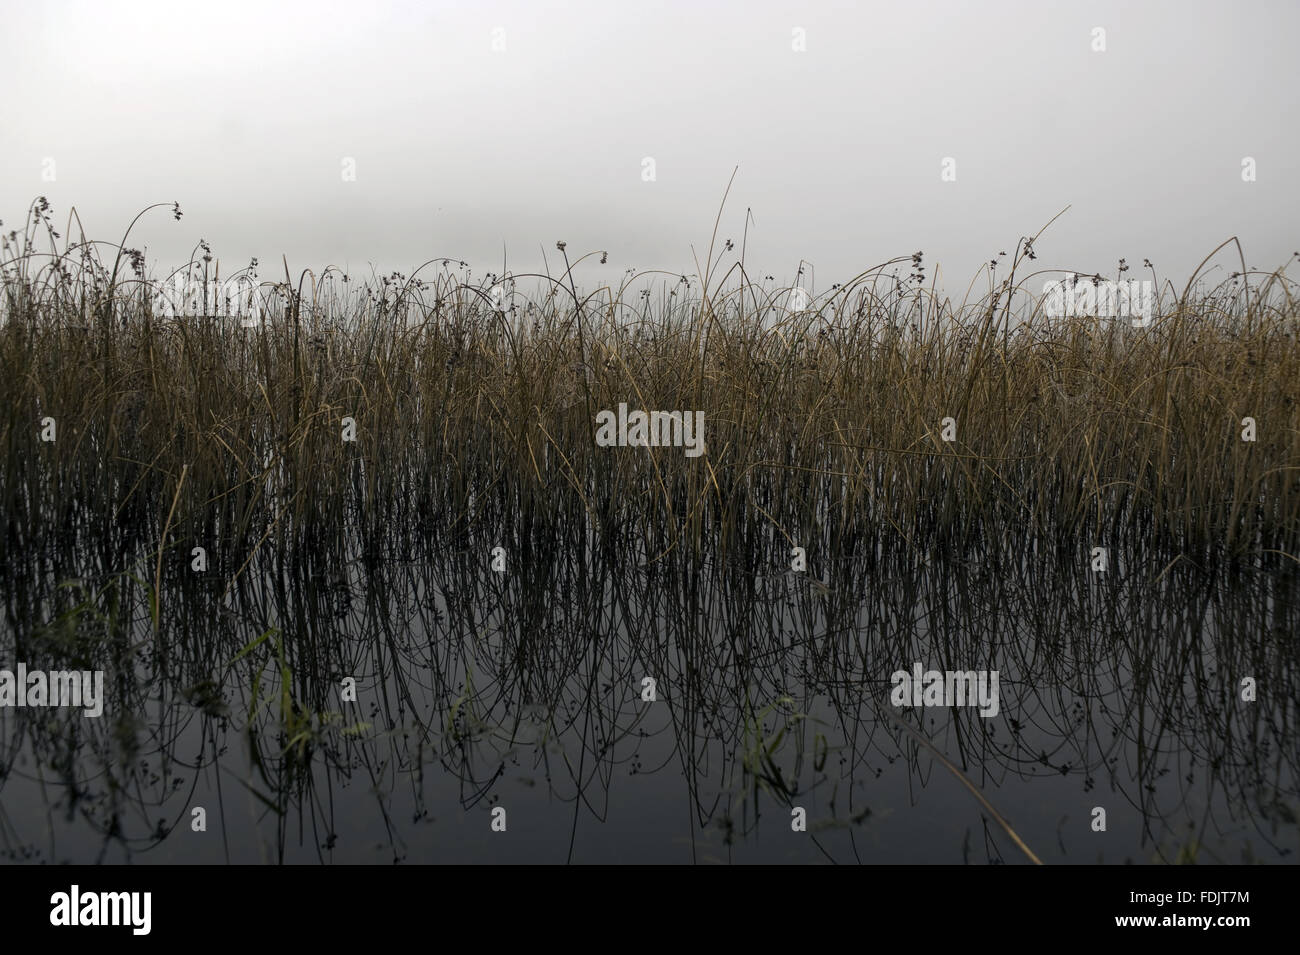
[2, 0, 1296, 294]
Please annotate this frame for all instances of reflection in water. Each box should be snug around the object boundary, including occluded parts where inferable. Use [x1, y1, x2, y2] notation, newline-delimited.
[2, 514, 1295, 864]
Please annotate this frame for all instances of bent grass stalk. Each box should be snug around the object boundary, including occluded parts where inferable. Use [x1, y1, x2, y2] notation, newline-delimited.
[2, 201, 1297, 594]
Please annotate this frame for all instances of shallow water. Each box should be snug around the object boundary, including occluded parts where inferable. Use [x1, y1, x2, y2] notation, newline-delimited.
[1, 521, 1295, 865]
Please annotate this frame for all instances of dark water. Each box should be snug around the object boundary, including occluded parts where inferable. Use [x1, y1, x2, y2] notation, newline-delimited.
[1, 524, 1296, 864]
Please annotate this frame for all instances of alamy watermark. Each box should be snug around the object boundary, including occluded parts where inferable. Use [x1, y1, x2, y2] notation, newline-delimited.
[148, 273, 266, 325]
[595, 403, 705, 457]
[1042, 275, 1153, 326]
[50, 885, 150, 935]
[890, 662, 999, 718]
[0, 664, 104, 717]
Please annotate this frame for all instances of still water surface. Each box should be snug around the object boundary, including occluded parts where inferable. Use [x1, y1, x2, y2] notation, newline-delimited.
[1, 525, 1295, 864]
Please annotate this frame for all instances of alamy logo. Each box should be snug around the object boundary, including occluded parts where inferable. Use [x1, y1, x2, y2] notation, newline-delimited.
[890, 663, 1000, 718]
[50, 885, 151, 935]
[1042, 276, 1153, 327]
[0, 665, 104, 717]
[594, 403, 705, 457]
[150, 274, 266, 324]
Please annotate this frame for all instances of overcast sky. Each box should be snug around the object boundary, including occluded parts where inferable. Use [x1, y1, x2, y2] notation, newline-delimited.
[2, 0, 1296, 294]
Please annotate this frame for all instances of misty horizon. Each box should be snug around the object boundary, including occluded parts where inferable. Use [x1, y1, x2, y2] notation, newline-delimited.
[2, 0, 1295, 290]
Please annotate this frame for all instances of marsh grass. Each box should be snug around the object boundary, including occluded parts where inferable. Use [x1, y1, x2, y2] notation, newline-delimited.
[1, 201, 1295, 862]
[2, 199, 1298, 596]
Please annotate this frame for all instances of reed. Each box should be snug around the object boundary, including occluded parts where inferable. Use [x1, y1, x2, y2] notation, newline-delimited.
[3, 199, 1298, 592]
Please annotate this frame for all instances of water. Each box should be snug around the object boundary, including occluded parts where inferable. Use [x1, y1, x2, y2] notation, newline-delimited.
[1, 522, 1295, 864]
